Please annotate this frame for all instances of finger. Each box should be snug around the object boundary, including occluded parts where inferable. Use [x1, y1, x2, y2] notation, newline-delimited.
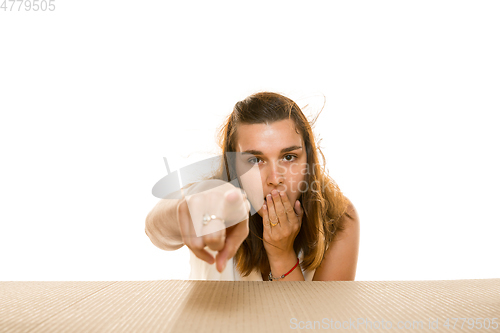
[202, 219, 226, 251]
[295, 199, 304, 221]
[223, 188, 250, 227]
[261, 201, 272, 233]
[273, 190, 289, 224]
[177, 199, 215, 264]
[280, 191, 299, 224]
[238, 188, 251, 211]
[225, 188, 241, 203]
[266, 194, 278, 225]
[215, 217, 249, 272]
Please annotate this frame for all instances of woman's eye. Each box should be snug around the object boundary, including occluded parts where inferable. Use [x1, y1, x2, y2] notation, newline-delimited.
[248, 157, 261, 164]
[248, 155, 296, 164]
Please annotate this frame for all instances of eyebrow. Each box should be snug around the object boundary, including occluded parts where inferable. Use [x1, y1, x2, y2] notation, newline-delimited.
[241, 145, 303, 156]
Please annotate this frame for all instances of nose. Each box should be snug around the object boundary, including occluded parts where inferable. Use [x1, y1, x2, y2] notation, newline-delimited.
[266, 161, 284, 186]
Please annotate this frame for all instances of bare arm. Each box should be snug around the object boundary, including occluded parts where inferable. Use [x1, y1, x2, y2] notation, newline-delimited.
[313, 198, 360, 281]
[145, 198, 184, 251]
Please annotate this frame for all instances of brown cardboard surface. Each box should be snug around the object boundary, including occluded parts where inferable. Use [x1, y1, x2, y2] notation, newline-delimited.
[1, 279, 499, 332]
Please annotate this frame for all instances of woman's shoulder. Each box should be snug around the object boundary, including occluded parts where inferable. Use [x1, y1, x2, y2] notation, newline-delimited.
[342, 197, 359, 222]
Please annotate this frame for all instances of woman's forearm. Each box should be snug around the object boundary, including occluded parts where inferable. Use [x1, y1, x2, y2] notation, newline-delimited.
[145, 198, 184, 251]
[268, 251, 305, 281]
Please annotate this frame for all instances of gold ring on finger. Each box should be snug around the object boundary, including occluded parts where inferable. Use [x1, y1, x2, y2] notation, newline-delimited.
[269, 219, 279, 227]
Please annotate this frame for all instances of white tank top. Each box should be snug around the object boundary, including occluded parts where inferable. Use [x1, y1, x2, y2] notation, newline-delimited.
[188, 247, 316, 281]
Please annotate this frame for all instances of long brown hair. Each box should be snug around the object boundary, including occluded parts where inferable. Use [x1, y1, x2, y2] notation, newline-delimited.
[212, 92, 351, 276]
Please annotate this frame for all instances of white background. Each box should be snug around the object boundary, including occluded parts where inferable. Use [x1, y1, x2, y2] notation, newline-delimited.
[1, 1, 498, 281]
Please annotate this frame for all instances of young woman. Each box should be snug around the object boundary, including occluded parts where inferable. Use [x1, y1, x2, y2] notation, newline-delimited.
[145, 92, 360, 281]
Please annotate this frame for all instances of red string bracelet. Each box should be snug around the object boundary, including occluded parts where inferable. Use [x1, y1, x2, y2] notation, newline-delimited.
[268, 258, 300, 281]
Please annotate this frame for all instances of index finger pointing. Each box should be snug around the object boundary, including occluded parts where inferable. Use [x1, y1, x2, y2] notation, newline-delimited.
[215, 217, 249, 272]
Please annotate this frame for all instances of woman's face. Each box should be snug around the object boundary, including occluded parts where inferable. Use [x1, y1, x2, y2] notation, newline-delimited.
[234, 119, 308, 218]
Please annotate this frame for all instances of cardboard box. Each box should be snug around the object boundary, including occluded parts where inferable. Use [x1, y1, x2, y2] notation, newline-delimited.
[1, 279, 499, 332]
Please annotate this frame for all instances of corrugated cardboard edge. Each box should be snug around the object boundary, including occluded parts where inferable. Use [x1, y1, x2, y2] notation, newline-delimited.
[1, 279, 499, 332]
